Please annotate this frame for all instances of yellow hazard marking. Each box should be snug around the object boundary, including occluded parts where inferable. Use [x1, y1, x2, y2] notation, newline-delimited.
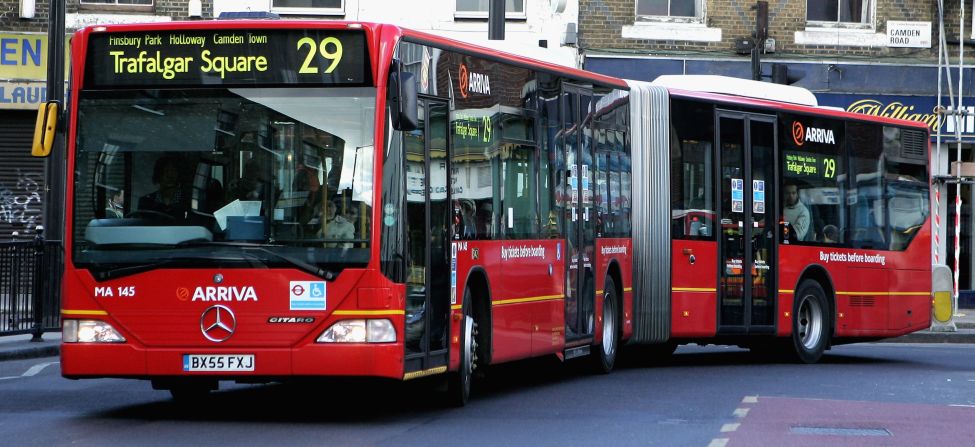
[403, 366, 447, 380]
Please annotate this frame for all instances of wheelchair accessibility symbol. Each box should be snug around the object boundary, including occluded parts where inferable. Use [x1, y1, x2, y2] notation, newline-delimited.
[310, 282, 325, 298]
[290, 281, 327, 310]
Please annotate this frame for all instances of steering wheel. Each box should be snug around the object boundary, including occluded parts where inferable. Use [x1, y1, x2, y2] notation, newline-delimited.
[125, 210, 177, 222]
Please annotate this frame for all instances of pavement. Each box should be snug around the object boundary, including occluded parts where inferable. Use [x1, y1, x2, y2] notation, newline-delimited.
[0, 310, 972, 362]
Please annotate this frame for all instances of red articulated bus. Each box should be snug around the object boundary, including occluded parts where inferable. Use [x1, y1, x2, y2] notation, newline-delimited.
[35, 19, 934, 405]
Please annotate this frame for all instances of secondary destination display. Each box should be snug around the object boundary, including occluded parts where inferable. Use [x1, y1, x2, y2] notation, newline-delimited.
[84, 29, 370, 88]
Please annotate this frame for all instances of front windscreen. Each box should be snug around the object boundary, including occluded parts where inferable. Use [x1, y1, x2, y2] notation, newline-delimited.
[74, 87, 376, 275]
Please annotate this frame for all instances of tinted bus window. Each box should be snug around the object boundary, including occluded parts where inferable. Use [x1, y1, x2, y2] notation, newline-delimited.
[884, 127, 929, 251]
[670, 100, 715, 240]
[847, 121, 886, 249]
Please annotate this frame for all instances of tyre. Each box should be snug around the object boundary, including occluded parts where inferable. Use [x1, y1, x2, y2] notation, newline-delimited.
[591, 276, 619, 373]
[447, 288, 477, 406]
[791, 280, 830, 364]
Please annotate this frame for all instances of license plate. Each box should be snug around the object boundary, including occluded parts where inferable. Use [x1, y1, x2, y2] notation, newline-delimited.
[183, 354, 254, 372]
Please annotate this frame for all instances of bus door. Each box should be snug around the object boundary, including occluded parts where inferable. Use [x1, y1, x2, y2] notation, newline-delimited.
[716, 112, 778, 333]
[404, 98, 451, 375]
[563, 86, 596, 344]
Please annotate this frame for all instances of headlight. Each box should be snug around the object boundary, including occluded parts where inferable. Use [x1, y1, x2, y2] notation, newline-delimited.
[63, 319, 126, 343]
[317, 319, 396, 343]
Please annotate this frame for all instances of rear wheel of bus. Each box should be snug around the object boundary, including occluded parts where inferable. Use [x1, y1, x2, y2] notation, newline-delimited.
[792, 280, 831, 363]
[591, 276, 619, 373]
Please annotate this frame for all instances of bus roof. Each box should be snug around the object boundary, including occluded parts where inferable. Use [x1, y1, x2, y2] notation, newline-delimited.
[651, 75, 819, 107]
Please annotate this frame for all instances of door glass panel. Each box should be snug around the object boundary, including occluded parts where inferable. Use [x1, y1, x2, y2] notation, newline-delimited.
[405, 104, 427, 355]
[429, 102, 450, 351]
[719, 117, 745, 326]
[578, 93, 595, 336]
[750, 120, 775, 326]
[563, 90, 581, 337]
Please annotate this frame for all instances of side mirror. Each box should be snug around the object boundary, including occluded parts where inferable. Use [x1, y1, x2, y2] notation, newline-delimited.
[388, 63, 418, 131]
[32, 100, 59, 157]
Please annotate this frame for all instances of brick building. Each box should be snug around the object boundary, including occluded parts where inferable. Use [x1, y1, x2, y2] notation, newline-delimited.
[579, 0, 975, 299]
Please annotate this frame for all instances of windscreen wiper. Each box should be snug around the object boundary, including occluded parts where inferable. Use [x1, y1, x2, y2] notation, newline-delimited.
[92, 257, 201, 282]
[175, 241, 338, 281]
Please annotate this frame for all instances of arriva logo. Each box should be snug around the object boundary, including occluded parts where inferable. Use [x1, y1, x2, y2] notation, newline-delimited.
[458, 63, 491, 99]
[192, 286, 258, 302]
[792, 121, 835, 146]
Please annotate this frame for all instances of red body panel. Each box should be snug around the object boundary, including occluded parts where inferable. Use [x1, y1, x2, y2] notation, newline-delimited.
[670, 240, 719, 337]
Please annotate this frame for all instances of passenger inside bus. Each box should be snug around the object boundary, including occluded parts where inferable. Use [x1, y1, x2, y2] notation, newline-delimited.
[320, 199, 354, 248]
[783, 182, 811, 241]
[105, 188, 124, 218]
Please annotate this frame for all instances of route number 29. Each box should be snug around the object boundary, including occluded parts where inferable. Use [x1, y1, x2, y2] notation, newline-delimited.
[297, 36, 343, 74]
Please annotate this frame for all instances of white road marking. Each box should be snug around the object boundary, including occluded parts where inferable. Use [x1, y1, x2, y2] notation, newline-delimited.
[733, 408, 750, 418]
[0, 361, 59, 380]
[721, 423, 740, 432]
[707, 438, 729, 447]
[742, 395, 758, 403]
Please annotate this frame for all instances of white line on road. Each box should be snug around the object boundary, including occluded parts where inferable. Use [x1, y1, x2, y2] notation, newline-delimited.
[0, 361, 59, 380]
[707, 438, 729, 447]
[720, 423, 740, 432]
[742, 396, 758, 403]
[733, 408, 750, 418]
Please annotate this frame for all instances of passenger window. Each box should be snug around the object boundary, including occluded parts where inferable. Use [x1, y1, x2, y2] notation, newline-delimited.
[670, 99, 715, 240]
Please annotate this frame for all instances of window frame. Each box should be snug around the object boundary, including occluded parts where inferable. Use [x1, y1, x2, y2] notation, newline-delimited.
[79, 0, 153, 13]
[634, 0, 705, 24]
[270, 0, 345, 17]
[454, 0, 527, 20]
[804, 0, 875, 30]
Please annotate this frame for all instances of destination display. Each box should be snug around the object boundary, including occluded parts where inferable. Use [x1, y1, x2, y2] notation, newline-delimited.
[784, 151, 837, 179]
[84, 29, 371, 88]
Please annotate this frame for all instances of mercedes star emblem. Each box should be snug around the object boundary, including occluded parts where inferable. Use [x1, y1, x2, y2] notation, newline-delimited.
[200, 305, 236, 342]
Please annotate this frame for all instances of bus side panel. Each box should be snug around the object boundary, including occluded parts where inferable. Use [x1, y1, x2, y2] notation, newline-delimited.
[595, 238, 634, 343]
[670, 240, 717, 337]
[497, 239, 563, 362]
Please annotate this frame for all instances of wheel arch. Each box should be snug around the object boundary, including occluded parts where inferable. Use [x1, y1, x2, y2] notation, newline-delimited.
[463, 267, 493, 365]
[794, 264, 836, 338]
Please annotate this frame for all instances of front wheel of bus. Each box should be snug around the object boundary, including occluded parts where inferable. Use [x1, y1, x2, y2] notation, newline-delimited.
[792, 280, 830, 364]
[591, 276, 619, 373]
[447, 292, 477, 406]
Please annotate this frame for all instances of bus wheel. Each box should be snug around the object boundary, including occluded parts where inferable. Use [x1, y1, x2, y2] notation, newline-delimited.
[447, 290, 477, 406]
[591, 276, 619, 373]
[792, 280, 830, 364]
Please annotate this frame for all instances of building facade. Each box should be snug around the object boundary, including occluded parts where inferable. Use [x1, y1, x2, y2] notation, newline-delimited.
[579, 0, 975, 299]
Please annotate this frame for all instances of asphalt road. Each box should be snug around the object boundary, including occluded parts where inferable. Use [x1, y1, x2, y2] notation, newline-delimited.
[0, 343, 972, 447]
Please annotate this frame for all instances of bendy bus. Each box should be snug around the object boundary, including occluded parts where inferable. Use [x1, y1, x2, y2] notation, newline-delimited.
[32, 20, 939, 404]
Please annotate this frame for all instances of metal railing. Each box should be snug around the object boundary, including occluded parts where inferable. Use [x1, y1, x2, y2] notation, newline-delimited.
[0, 233, 62, 339]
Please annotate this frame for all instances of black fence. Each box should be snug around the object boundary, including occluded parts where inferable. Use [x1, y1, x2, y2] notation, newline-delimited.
[0, 238, 62, 338]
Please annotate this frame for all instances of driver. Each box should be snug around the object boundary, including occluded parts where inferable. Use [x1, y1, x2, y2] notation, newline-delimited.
[138, 155, 190, 219]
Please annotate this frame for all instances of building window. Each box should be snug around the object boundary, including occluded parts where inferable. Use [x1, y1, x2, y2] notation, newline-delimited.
[636, 0, 702, 20]
[79, 0, 152, 11]
[271, 0, 344, 16]
[455, 0, 526, 19]
[807, 0, 871, 25]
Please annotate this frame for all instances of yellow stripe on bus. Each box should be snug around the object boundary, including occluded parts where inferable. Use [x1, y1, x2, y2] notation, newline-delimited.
[493, 295, 565, 306]
[623, 287, 633, 293]
[779, 290, 929, 296]
[62, 309, 109, 316]
[672, 287, 717, 293]
[331, 310, 405, 316]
